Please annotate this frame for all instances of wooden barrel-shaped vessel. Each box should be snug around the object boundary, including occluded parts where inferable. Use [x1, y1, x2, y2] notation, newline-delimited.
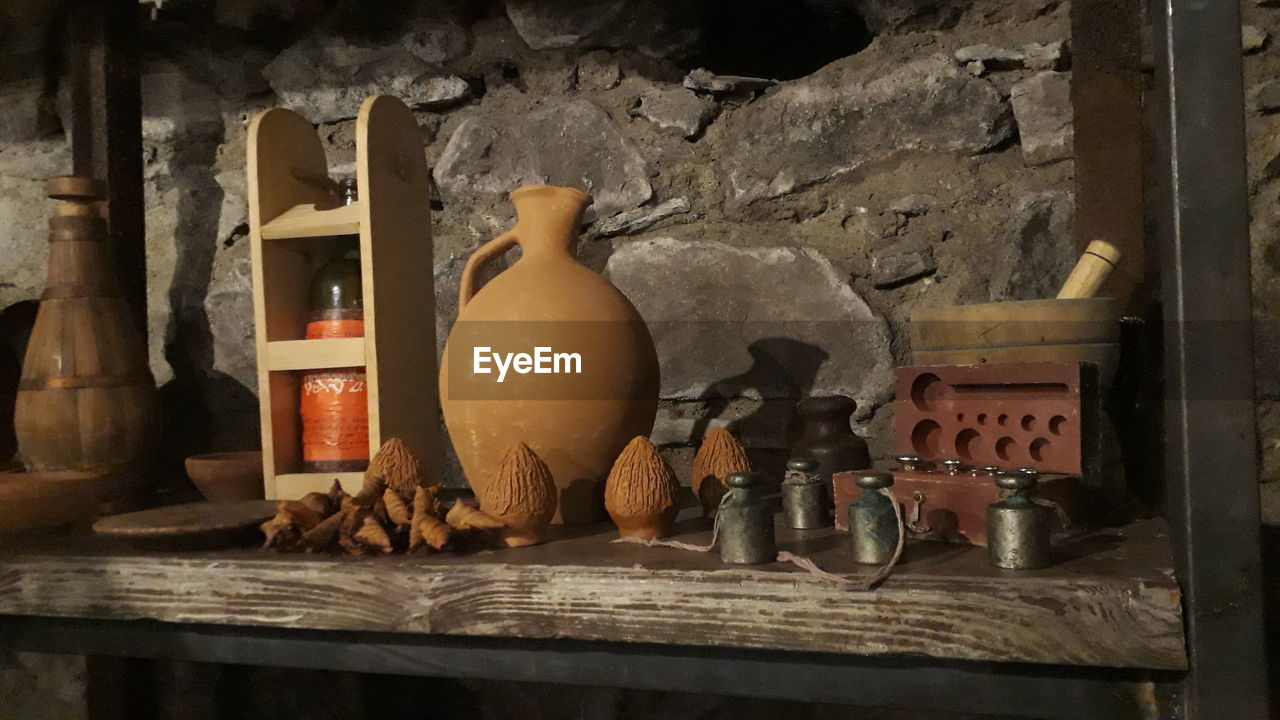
[14, 177, 157, 472]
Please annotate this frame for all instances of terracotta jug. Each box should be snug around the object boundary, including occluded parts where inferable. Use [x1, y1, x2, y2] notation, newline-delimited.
[439, 186, 659, 523]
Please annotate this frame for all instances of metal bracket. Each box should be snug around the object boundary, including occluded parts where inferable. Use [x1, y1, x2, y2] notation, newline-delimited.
[907, 491, 931, 534]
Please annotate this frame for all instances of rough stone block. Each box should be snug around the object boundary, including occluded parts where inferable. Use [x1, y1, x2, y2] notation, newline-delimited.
[889, 193, 940, 217]
[988, 191, 1076, 301]
[0, 81, 55, 144]
[1244, 24, 1269, 54]
[1251, 79, 1280, 113]
[605, 238, 893, 409]
[264, 37, 468, 123]
[594, 198, 691, 237]
[723, 54, 1011, 205]
[504, 0, 699, 58]
[683, 68, 776, 95]
[1010, 71, 1073, 166]
[954, 41, 1067, 74]
[434, 99, 652, 219]
[870, 241, 937, 288]
[0, 172, 58, 310]
[576, 51, 622, 90]
[631, 85, 719, 138]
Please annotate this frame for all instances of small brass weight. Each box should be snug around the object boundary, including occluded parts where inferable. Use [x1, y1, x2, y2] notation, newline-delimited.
[895, 454, 933, 472]
[849, 471, 899, 565]
[987, 470, 1053, 570]
[718, 471, 776, 564]
[782, 457, 829, 529]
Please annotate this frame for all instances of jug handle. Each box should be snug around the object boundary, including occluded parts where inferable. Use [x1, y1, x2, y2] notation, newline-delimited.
[458, 229, 518, 310]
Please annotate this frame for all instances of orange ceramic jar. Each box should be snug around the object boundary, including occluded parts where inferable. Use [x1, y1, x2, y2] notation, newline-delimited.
[439, 186, 659, 523]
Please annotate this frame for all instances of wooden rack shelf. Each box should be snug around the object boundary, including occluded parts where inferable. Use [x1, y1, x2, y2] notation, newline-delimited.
[273, 471, 365, 496]
[264, 338, 366, 371]
[247, 95, 438, 499]
[0, 516, 1185, 672]
[260, 202, 363, 239]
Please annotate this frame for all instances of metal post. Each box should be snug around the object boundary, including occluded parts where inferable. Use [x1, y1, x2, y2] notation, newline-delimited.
[1149, 0, 1269, 716]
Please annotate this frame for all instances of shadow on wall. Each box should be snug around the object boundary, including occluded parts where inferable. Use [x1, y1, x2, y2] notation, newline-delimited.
[155, 121, 258, 491]
[0, 300, 38, 465]
[693, 337, 830, 476]
[684, 0, 873, 79]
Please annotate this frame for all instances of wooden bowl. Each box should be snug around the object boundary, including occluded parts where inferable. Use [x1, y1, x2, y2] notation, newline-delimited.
[184, 451, 264, 502]
[910, 298, 1122, 392]
[0, 471, 99, 534]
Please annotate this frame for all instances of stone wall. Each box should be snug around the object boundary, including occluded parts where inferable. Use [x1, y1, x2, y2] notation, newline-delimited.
[0, 0, 1092, 488]
[1245, 1, 1280, 516]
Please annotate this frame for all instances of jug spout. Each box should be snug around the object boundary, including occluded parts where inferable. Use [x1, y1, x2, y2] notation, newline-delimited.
[509, 185, 592, 256]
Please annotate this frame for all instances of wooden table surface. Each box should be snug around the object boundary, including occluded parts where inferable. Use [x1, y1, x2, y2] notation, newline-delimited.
[0, 515, 1186, 671]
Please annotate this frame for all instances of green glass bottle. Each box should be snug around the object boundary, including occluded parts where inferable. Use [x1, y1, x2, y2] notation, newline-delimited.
[301, 178, 368, 472]
[306, 178, 363, 334]
[307, 237, 362, 328]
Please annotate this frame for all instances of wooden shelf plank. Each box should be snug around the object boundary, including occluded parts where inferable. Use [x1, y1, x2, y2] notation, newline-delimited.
[0, 518, 1185, 670]
[274, 471, 364, 497]
[260, 202, 361, 239]
[265, 338, 365, 371]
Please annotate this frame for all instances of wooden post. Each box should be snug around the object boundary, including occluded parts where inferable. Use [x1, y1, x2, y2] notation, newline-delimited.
[68, 0, 146, 338]
[1071, 0, 1145, 309]
[1072, 0, 1165, 519]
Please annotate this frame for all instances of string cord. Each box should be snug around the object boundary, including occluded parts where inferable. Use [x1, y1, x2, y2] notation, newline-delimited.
[1031, 496, 1074, 530]
[611, 490, 731, 552]
[612, 487, 906, 590]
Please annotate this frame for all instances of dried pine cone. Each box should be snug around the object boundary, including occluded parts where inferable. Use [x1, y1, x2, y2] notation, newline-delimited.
[478, 442, 556, 547]
[383, 488, 413, 530]
[261, 500, 324, 550]
[604, 436, 679, 539]
[301, 510, 345, 552]
[365, 438, 424, 502]
[445, 501, 505, 531]
[691, 427, 749, 516]
[409, 485, 452, 552]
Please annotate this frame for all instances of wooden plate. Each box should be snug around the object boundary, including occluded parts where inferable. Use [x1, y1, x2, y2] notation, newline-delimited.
[0, 473, 97, 535]
[92, 500, 278, 550]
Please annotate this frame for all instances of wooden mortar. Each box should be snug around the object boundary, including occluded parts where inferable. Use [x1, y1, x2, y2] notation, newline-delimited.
[910, 241, 1123, 392]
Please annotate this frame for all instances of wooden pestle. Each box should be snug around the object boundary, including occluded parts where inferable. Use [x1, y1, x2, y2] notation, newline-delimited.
[1057, 240, 1121, 299]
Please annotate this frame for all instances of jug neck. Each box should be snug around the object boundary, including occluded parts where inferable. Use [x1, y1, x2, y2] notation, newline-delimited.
[509, 185, 591, 258]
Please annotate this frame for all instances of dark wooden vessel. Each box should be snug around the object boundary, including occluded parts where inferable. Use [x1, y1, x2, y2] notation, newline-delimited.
[14, 176, 157, 472]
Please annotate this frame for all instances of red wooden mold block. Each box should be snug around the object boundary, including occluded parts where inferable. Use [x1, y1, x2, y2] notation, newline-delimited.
[892, 362, 1101, 479]
[831, 362, 1103, 542]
